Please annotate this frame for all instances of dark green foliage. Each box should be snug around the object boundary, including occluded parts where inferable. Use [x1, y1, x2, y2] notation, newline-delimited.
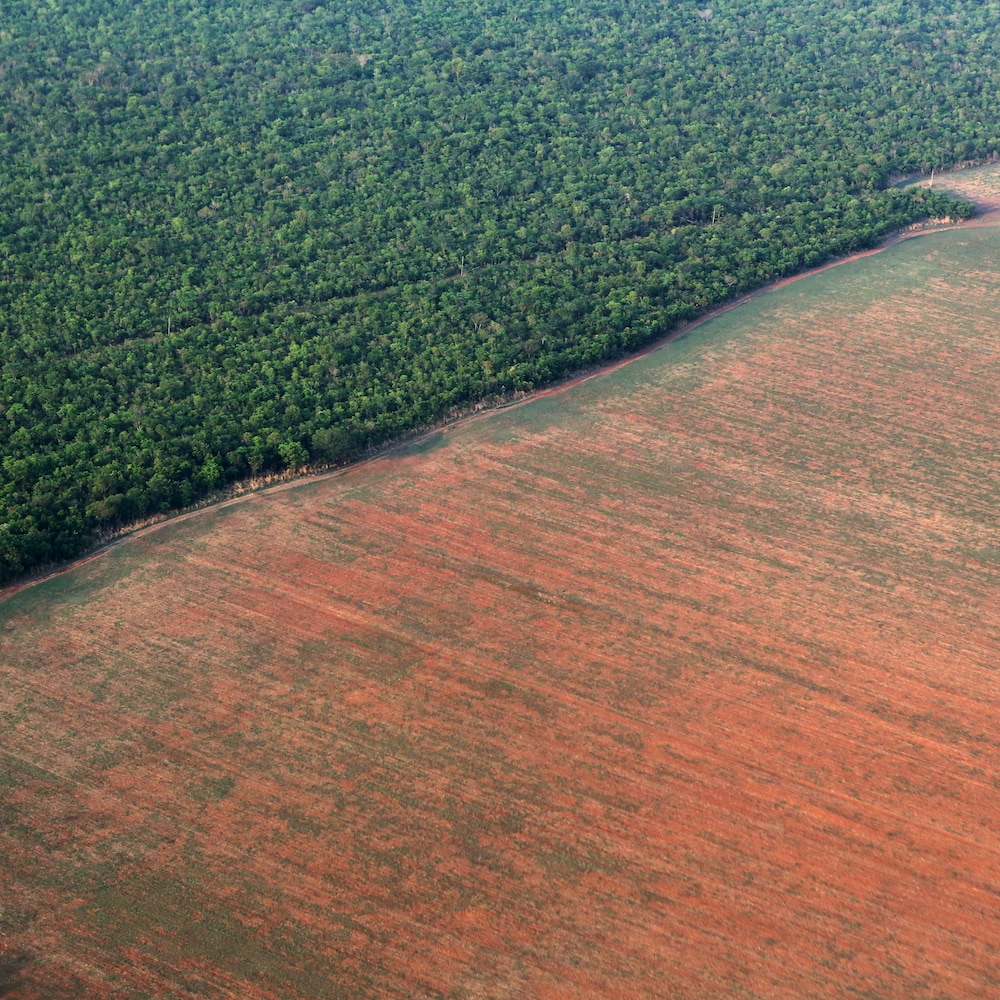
[0, 0, 995, 581]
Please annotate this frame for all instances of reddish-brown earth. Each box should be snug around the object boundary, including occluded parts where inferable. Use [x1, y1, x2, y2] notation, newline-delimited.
[2, 168, 1000, 998]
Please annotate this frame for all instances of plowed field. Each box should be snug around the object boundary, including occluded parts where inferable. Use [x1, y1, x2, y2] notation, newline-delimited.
[3, 168, 1000, 998]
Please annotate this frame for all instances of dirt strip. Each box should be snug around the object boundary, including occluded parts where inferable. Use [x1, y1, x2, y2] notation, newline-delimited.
[4, 188, 998, 604]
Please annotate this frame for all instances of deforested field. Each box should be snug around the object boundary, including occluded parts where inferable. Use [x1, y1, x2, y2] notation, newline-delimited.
[2, 169, 1000, 998]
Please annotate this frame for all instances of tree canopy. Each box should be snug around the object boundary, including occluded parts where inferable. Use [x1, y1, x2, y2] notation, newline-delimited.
[0, 0, 992, 581]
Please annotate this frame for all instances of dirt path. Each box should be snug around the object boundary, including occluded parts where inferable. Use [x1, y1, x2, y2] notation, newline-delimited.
[4, 197, 999, 605]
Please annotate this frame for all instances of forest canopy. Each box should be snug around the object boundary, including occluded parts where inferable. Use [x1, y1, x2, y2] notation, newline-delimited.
[0, 0, 994, 581]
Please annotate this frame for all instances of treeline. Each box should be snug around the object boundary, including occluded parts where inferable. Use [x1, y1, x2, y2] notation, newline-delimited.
[0, 0, 991, 581]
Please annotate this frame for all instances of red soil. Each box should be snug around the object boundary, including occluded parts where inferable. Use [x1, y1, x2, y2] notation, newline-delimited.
[2, 169, 1000, 998]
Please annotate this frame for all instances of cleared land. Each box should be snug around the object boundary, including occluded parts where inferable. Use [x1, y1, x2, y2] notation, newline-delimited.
[2, 167, 1000, 998]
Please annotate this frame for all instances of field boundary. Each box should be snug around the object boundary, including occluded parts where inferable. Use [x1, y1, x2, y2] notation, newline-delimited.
[3, 195, 999, 605]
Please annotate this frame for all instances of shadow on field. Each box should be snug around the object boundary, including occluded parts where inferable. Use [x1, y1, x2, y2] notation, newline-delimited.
[400, 430, 447, 457]
[0, 952, 32, 997]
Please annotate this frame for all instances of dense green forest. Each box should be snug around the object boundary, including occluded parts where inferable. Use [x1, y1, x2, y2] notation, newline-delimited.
[0, 0, 993, 581]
